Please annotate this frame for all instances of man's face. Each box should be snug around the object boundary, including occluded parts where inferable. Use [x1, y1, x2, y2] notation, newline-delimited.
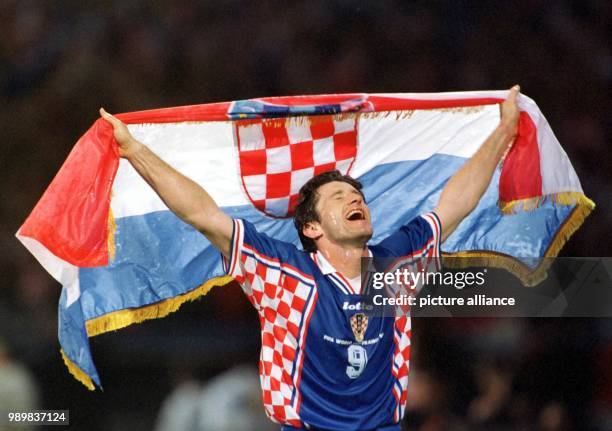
[310, 181, 373, 247]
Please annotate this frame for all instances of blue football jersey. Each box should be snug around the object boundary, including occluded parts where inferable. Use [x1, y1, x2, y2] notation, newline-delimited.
[223, 212, 441, 430]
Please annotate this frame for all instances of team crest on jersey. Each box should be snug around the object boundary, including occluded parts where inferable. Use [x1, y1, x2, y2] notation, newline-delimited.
[235, 115, 358, 218]
[350, 312, 369, 343]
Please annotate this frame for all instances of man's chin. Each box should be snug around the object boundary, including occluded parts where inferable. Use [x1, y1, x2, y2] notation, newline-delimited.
[334, 222, 373, 245]
[352, 229, 373, 245]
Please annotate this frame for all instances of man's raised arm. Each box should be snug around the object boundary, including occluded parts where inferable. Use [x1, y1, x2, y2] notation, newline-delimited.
[434, 85, 521, 242]
[100, 108, 233, 258]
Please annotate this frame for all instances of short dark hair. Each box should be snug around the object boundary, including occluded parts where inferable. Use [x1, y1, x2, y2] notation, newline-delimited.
[293, 170, 364, 252]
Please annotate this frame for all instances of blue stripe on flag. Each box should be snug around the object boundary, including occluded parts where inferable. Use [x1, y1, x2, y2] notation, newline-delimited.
[59, 288, 101, 386]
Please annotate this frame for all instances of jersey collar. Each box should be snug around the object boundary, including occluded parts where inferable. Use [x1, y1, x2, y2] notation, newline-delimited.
[311, 249, 373, 275]
[312, 250, 337, 275]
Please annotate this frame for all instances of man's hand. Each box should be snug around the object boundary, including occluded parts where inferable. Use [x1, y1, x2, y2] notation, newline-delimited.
[500, 85, 521, 136]
[98, 107, 233, 258]
[434, 85, 522, 242]
[100, 108, 142, 159]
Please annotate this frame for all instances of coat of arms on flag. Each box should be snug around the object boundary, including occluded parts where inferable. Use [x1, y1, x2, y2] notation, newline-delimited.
[236, 115, 358, 217]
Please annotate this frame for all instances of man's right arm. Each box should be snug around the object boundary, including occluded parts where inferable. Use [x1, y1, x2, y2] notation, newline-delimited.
[100, 108, 233, 258]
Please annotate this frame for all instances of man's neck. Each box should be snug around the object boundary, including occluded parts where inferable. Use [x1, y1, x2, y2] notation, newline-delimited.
[316, 242, 368, 279]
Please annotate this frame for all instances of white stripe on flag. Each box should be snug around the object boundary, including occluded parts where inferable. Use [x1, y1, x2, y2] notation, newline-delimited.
[16, 234, 81, 306]
[353, 105, 499, 177]
[112, 121, 248, 218]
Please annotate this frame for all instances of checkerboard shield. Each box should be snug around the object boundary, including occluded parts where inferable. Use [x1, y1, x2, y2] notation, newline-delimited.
[350, 312, 369, 343]
[235, 115, 358, 217]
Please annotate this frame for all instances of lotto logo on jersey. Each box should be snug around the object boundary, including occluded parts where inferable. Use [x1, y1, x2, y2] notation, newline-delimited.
[342, 301, 373, 311]
[235, 115, 358, 217]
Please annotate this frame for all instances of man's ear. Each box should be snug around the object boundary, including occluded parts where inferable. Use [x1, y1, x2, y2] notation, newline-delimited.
[302, 221, 323, 241]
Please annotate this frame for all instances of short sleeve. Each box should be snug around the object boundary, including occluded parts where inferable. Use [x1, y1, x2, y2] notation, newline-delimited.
[371, 212, 442, 269]
[222, 219, 298, 310]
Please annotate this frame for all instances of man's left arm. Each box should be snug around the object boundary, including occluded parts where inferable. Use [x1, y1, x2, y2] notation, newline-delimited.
[434, 85, 521, 242]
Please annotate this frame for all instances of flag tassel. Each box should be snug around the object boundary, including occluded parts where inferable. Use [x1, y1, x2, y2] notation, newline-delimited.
[448, 193, 595, 286]
[61, 349, 95, 391]
[498, 191, 594, 214]
[85, 275, 234, 337]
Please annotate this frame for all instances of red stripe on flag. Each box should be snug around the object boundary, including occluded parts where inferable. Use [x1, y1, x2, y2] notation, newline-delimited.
[106, 95, 504, 124]
[499, 112, 542, 201]
[116, 101, 232, 123]
[19, 119, 119, 267]
[367, 96, 502, 111]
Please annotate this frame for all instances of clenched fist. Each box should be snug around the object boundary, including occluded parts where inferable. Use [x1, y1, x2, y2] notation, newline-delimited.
[100, 108, 142, 159]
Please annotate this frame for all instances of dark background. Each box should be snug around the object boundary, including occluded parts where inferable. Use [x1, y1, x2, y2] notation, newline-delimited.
[1, 1, 611, 430]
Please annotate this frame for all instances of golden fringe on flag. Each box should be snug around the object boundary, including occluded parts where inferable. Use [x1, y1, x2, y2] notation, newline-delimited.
[107, 207, 117, 261]
[65, 274, 235, 390]
[85, 275, 234, 337]
[498, 191, 593, 214]
[61, 349, 95, 391]
[448, 192, 595, 286]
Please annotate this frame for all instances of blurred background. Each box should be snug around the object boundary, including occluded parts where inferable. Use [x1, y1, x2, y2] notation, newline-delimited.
[1, 0, 611, 430]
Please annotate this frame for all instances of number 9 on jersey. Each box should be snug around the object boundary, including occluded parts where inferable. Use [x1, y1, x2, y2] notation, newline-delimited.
[346, 345, 368, 379]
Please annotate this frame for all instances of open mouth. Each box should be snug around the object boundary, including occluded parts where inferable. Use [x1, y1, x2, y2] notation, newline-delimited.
[345, 208, 365, 221]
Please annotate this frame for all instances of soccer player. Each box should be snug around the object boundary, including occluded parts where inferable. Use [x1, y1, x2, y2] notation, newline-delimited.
[100, 85, 520, 430]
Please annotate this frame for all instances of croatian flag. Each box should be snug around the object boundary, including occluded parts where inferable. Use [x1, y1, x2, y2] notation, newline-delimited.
[16, 91, 593, 389]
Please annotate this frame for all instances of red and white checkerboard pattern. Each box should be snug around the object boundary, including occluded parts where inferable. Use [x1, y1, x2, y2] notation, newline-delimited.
[392, 315, 412, 422]
[388, 214, 440, 421]
[236, 115, 358, 217]
[225, 220, 318, 426]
